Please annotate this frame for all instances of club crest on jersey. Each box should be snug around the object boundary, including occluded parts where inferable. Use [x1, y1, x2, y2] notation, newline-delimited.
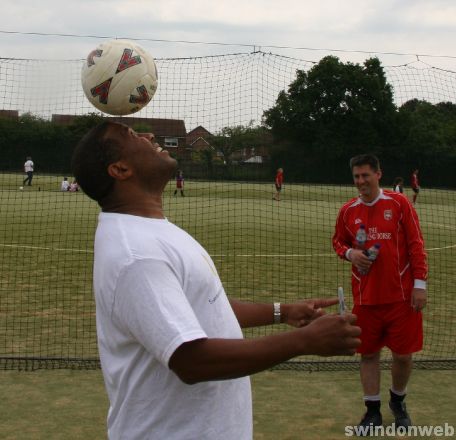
[384, 210, 393, 220]
[355, 218, 362, 224]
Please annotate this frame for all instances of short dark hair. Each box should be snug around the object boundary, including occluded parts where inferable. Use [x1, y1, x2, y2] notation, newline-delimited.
[349, 154, 380, 172]
[71, 121, 124, 205]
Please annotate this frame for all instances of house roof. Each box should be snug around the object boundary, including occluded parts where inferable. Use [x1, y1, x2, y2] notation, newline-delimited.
[187, 125, 212, 137]
[51, 114, 187, 137]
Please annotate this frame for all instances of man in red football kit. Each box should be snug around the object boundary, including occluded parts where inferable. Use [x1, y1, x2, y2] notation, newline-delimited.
[273, 167, 283, 201]
[411, 168, 420, 204]
[333, 154, 427, 431]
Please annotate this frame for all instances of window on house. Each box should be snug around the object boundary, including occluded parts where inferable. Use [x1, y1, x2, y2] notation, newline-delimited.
[164, 137, 178, 147]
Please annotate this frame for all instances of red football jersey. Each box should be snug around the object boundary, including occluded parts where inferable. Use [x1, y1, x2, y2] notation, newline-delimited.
[275, 171, 283, 186]
[411, 173, 419, 189]
[333, 189, 427, 305]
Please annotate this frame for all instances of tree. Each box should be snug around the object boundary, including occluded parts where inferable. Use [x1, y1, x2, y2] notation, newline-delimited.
[398, 99, 456, 157]
[263, 56, 397, 167]
[211, 122, 271, 165]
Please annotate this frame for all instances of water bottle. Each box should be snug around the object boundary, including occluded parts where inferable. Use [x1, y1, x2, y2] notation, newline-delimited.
[355, 224, 367, 249]
[359, 243, 381, 275]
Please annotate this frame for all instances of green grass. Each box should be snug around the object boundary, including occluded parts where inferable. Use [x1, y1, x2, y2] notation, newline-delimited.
[1, 172, 456, 362]
[0, 369, 454, 439]
[0, 172, 455, 438]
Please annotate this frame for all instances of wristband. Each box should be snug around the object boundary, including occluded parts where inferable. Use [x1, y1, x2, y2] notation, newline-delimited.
[273, 302, 281, 324]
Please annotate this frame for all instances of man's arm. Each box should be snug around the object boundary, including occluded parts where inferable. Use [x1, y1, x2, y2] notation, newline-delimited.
[332, 206, 352, 260]
[402, 197, 427, 282]
[169, 313, 361, 384]
[229, 298, 338, 328]
[402, 197, 428, 311]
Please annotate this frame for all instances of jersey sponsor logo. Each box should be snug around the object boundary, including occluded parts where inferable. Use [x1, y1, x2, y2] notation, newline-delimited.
[384, 209, 393, 220]
[355, 218, 363, 224]
[367, 227, 391, 241]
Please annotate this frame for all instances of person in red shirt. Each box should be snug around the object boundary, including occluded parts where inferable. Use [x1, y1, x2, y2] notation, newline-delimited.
[174, 169, 185, 197]
[273, 168, 283, 201]
[410, 168, 420, 204]
[332, 154, 427, 431]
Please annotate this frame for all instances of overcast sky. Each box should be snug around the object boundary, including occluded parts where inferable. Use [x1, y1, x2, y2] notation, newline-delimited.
[1, 0, 456, 69]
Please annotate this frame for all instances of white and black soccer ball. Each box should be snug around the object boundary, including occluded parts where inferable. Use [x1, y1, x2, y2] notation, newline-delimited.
[81, 39, 158, 116]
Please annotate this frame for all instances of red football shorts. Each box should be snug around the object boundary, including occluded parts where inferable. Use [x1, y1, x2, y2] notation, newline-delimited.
[353, 301, 423, 355]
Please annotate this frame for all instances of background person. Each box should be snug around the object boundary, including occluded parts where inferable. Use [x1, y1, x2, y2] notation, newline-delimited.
[332, 154, 427, 431]
[23, 156, 34, 186]
[61, 177, 70, 191]
[273, 167, 283, 201]
[393, 177, 404, 193]
[72, 121, 361, 440]
[410, 168, 420, 204]
[173, 169, 184, 196]
[69, 180, 79, 192]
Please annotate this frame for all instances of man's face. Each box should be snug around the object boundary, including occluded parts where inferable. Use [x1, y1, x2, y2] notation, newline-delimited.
[108, 123, 177, 188]
[352, 164, 381, 202]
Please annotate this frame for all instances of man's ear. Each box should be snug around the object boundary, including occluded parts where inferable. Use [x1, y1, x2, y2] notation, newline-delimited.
[107, 160, 133, 181]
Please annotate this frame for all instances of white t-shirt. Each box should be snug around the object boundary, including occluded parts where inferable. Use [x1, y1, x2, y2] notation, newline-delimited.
[94, 213, 252, 440]
[61, 180, 70, 191]
[24, 160, 34, 172]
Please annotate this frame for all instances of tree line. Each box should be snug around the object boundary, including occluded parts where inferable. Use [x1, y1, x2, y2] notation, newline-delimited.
[263, 56, 456, 187]
[1, 56, 455, 187]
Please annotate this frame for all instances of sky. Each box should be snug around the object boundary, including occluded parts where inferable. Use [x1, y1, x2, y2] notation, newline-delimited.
[1, 0, 456, 69]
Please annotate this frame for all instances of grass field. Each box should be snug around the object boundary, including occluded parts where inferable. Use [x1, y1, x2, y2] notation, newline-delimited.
[1, 172, 455, 438]
[1, 172, 455, 364]
[1, 369, 455, 439]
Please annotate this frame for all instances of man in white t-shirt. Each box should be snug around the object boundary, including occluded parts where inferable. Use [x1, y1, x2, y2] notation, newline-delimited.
[61, 177, 70, 191]
[23, 156, 34, 186]
[71, 121, 361, 440]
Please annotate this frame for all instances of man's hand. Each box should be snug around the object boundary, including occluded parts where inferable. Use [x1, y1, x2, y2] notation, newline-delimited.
[300, 313, 361, 356]
[349, 249, 372, 272]
[282, 298, 339, 327]
[411, 288, 427, 312]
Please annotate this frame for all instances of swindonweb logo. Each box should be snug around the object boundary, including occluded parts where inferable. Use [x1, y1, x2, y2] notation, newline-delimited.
[345, 423, 455, 437]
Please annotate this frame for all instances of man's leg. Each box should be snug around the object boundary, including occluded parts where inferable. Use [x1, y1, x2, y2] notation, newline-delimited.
[389, 352, 413, 427]
[358, 352, 383, 429]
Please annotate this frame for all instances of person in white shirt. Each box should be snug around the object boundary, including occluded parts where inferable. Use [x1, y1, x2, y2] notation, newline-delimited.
[23, 156, 34, 186]
[61, 177, 70, 191]
[71, 121, 361, 440]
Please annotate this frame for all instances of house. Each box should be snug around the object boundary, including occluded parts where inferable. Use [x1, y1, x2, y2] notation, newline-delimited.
[186, 126, 213, 152]
[52, 114, 189, 158]
[0, 110, 19, 120]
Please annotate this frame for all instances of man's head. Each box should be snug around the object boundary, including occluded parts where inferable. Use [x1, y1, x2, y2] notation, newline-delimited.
[349, 154, 382, 202]
[71, 121, 177, 207]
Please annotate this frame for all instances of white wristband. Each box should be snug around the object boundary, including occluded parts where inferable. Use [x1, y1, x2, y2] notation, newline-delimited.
[273, 302, 281, 324]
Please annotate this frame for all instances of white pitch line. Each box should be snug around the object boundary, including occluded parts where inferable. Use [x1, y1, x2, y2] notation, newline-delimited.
[426, 244, 456, 251]
[0, 243, 454, 255]
[0, 243, 94, 253]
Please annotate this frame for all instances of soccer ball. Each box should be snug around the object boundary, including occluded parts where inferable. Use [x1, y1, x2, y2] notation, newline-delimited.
[81, 39, 158, 116]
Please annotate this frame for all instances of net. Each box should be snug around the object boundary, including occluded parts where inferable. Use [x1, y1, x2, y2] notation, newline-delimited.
[0, 51, 455, 370]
